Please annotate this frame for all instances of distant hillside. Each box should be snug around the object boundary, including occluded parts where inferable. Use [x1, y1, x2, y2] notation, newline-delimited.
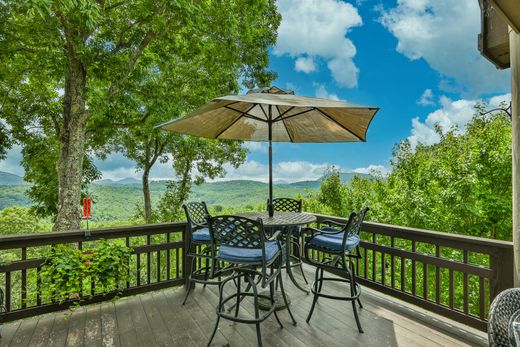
[0, 170, 373, 220]
[0, 171, 27, 186]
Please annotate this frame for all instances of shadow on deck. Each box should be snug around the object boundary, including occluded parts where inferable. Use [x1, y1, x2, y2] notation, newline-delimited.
[1, 264, 487, 347]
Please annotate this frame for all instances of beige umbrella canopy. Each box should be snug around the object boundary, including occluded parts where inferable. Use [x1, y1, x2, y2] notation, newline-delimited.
[158, 86, 379, 216]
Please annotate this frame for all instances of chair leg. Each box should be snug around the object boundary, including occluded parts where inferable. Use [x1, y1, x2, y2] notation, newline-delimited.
[306, 266, 320, 323]
[182, 256, 197, 305]
[350, 259, 363, 309]
[235, 274, 241, 318]
[207, 282, 224, 347]
[344, 258, 363, 333]
[249, 274, 264, 347]
[278, 272, 297, 326]
[203, 257, 209, 288]
[270, 278, 284, 329]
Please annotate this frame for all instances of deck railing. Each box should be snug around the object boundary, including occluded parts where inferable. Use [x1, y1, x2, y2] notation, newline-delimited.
[312, 214, 514, 331]
[0, 223, 187, 322]
[0, 215, 514, 331]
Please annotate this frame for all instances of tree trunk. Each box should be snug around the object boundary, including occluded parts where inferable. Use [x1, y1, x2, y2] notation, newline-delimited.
[143, 165, 153, 224]
[53, 55, 88, 232]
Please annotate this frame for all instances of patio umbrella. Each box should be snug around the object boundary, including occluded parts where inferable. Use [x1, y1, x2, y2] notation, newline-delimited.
[158, 86, 379, 216]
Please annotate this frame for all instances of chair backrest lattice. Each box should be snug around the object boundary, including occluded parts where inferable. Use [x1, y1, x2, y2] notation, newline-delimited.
[209, 215, 265, 250]
[271, 198, 302, 213]
[183, 202, 210, 231]
[346, 207, 369, 237]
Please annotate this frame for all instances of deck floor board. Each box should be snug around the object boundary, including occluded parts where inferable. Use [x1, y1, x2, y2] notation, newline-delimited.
[1, 265, 487, 347]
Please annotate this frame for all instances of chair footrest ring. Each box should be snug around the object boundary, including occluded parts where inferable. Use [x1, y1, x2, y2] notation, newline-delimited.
[310, 277, 361, 301]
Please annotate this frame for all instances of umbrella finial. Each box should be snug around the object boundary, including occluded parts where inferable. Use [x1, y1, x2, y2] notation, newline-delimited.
[247, 86, 294, 95]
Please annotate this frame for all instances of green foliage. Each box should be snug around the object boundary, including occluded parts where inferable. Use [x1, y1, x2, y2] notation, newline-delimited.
[0, 206, 49, 235]
[306, 109, 512, 240]
[86, 240, 133, 294]
[39, 241, 133, 303]
[157, 137, 247, 222]
[39, 245, 84, 303]
[0, 0, 281, 228]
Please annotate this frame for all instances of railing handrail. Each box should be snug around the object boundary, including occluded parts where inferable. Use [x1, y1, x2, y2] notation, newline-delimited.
[313, 213, 513, 249]
[0, 221, 187, 250]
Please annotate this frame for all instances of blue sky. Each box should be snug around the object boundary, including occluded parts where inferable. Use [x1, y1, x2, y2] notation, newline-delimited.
[0, 0, 512, 183]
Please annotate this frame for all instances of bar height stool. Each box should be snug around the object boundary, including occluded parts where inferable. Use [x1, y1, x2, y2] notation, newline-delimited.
[182, 201, 219, 305]
[206, 215, 296, 347]
[303, 207, 369, 333]
[269, 198, 308, 292]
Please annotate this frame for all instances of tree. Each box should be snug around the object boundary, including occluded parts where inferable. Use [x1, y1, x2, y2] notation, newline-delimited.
[157, 136, 246, 222]
[305, 107, 512, 240]
[116, 55, 260, 223]
[0, 206, 48, 235]
[0, 0, 280, 231]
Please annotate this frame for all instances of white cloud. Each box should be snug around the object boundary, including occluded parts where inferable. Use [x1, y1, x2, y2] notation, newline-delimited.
[408, 93, 511, 148]
[417, 89, 435, 106]
[380, 0, 509, 96]
[352, 165, 389, 176]
[243, 142, 268, 154]
[214, 160, 333, 183]
[274, 0, 362, 88]
[295, 56, 317, 73]
[314, 83, 341, 101]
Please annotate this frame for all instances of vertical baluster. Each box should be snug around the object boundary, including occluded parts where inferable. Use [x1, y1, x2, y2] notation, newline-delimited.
[390, 237, 395, 288]
[364, 248, 368, 279]
[137, 253, 141, 287]
[36, 266, 41, 306]
[176, 248, 180, 279]
[381, 252, 385, 285]
[21, 248, 27, 309]
[372, 234, 376, 281]
[126, 237, 130, 289]
[356, 246, 360, 277]
[411, 240, 416, 296]
[449, 269, 454, 309]
[401, 257, 405, 292]
[5, 271, 11, 311]
[435, 245, 440, 304]
[78, 241, 83, 296]
[423, 262, 428, 300]
[479, 277, 486, 319]
[147, 235, 151, 284]
[463, 250, 469, 314]
[166, 233, 171, 280]
[157, 250, 161, 282]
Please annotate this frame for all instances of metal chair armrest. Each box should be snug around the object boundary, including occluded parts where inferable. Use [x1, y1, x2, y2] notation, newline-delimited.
[268, 230, 282, 241]
[320, 219, 346, 228]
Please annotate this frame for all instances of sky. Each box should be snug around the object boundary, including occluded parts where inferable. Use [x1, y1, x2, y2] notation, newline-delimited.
[0, 0, 513, 183]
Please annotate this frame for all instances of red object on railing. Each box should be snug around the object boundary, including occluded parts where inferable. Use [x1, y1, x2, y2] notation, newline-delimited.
[82, 196, 92, 220]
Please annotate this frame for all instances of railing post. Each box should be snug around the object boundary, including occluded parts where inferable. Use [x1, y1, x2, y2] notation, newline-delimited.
[490, 247, 514, 300]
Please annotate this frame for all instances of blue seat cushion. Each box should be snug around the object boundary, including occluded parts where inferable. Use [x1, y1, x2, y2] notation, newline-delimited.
[220, 241, 280, 264]
[192, 227, 211, 242]
[309, 232, 360, 251]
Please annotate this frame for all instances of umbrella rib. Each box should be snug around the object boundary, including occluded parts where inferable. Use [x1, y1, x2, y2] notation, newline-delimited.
[273, 106, 295, 120]
[315, 108, 364, 141]
[259, 104, 268, 119]
[223, 105, 267, 123]
[273, 108, 314, 122]
[216, 104, 259, 138]
[275, 105, 294, 142]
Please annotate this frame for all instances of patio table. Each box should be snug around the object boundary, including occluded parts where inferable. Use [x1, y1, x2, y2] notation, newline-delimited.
[236, 211, 317, 310]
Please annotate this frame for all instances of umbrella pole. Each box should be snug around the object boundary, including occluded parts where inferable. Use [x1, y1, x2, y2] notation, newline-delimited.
[268, 105, 274, 217]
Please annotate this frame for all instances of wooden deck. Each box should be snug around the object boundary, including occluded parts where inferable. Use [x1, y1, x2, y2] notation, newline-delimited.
[0, 265, 487, 347]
